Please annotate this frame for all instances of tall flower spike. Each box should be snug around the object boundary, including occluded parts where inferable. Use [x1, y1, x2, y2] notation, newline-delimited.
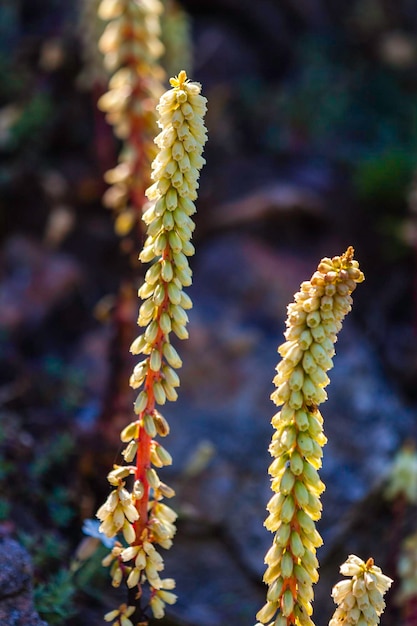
[98, 0, 166, 241]
[330, 555, 393, 626]
[256, 247, 364, 626]
[96, 71, 207, 623]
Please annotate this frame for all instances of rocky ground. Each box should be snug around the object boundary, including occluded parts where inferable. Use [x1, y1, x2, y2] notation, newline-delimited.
[1, 1, 417, 625]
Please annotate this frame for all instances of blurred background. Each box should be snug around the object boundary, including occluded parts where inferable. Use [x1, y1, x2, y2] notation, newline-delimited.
[1, 0, 417, 624]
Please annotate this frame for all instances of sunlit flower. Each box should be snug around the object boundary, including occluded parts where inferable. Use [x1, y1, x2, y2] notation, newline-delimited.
[98, 0, 166, 237]
[104, 603, 136, 626]
[257, 248, 364, 626]
[330, 556, 392, 626]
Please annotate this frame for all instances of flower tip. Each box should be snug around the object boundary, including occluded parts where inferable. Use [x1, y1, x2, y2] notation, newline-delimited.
[344, 245, 354, 262]
[170, 70, 188, 89]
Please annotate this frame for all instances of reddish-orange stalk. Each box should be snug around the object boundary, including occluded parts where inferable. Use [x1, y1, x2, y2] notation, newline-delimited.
[134, 245, 172, 539]
[135, 426, 151, 536]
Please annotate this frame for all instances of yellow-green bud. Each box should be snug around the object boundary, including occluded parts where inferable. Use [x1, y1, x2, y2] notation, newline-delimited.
[289, 367, 304, 391]
[267, 577, 284, 602]
[294, 480, 309, 507]
[295, 409, 310, 431]
[290, 451, 304, 476]
[133, 480, 144, 499]
[146, 467, 160, 489]
[162, 342, 182, 368]
[280, 495, 295, 523]
[153, 410, 170, 437]
[150, 349, 162, 372]
[155, 444, 172, 466]
[280, 468, 295, 495]
[281, 551, 294, 578]
[120, 421, 139, 442]
[275, 523, 291, 547]
[282, 589, 295, 617]
[134, 391, 148, 414]
[297, 432, 314, 455]
[143, 412, 157, 437]
[290, 531, 305, 558]
[153, 381, 166, 405]
[122, 440, 138, 463]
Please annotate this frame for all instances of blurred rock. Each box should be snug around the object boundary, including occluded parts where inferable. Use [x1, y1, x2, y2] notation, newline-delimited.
[206, 182, 324, 231]
[155, 232, 415, 625]
[0, 236, 80, 331]
[164, 534, 265, 626]
[0, 538, 47, 626]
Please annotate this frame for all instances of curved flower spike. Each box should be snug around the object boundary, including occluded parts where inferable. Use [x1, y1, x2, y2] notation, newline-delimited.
[330, 555, 393, 626]
[256, 247, 364, 626]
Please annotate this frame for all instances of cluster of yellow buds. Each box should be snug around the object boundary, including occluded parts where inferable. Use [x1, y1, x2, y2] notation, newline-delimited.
[104, 603, 136, 626]
[96, 70, 207, 622]
[330, 555, 393, 626]
[256, 247, 364, 626]
[384, 442, 417, 504]
[96, 469, 138, 543]
[97, 0, 166, 240]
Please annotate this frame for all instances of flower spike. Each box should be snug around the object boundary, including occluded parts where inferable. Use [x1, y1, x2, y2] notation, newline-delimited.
[98, 0, 166, 239]
[256, 247, 364, 626]
[96, 71, 207, 623]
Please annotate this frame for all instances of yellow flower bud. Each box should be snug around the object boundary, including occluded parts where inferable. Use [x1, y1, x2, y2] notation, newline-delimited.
[122, 521, 135, 544]
[150, 595, 165, 619]
[162, 342, 182, 368]
[153, 381, 166, 405]
[289, 367, 304, 391]
[275, 523, 291, 547]
[122, 440, 137, 463]
[143, 412, 157, 437]
[149, 349, 162, 372]
[134, 391, 148, 414]
[280, 495, 295, 523]
[146, 467, 160, 489]
[280, 468, 295, 495]
[282, 589, 295, 617]
[294, 480, 309, 507]
[120, 421, 139, 442]
[256, 601, 277, 623]
[290, 531, 305, 558]
[290, 451, 304, 476]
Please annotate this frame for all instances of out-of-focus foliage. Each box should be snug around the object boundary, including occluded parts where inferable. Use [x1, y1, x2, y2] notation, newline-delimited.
[33, 569, 77, 625]
[240, 36, 417, 167]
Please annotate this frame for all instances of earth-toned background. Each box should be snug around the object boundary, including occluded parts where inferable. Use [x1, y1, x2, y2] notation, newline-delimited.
[1, 1, 417, 625]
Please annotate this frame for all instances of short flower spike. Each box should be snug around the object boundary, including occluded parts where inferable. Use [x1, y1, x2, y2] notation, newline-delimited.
[256, 248, 364, 626]
[330, 555, 393, 626]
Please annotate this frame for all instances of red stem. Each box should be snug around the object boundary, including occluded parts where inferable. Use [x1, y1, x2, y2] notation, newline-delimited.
[133, 246, 172, 541]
